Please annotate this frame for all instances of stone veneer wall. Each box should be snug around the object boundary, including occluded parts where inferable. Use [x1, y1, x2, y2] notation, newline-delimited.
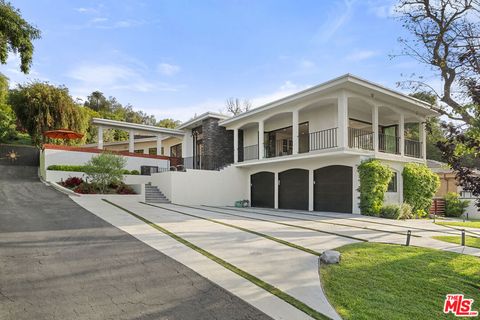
[202, 117, 233, 169]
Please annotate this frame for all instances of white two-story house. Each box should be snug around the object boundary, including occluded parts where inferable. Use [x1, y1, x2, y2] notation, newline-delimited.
[56, 74, 437, 214]
[218, 74, 437, 213]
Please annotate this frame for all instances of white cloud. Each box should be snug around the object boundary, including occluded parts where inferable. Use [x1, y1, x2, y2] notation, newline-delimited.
[68, 63, 181, 99]
[251, 81, 310, 107]
[346, 50, 378, 62]
[157, 63, 181, 76]
[366, 1, 396, 18]
[75, 7, 99, 14]
[314, 0, 356, 43]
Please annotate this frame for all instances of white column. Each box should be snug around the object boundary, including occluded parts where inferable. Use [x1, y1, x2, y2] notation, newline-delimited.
[399, 113, 405, 156]
[420, 121, 427, 161]
[308, 169, 314, 211]
[156, 135, 163, 156]
[258, 120, 264, 159]
[97, 126, 104, 150]
[233, 128, 239, 163]
[372, 105, 379, 153]
[274, 171, 279, 209]
[292, 109, 299, 154]
[337, 91, 348, 148]
[128, 130, 135, 153]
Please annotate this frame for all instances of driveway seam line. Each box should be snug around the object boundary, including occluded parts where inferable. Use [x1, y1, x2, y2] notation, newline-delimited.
[206, 205, 420, 238]
[248, 206, 471, 236]
[140, 202, 321, 256]
[175, 204, 366, 242]
[102, 199, 331, 320]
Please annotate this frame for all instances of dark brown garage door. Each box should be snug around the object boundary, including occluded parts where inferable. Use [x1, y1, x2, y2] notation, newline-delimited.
[314, 165, 352, 213]
[279, 169, 309, 210]
[251, 172, 274, 208]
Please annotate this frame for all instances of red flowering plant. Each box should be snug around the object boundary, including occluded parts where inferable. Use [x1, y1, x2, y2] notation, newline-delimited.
[61, 177, 84, 189]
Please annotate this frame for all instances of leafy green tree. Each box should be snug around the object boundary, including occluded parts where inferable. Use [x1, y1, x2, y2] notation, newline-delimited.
[9, 82, 90, 146]
[0, 0, 41, 73]
[403, 163, 440, 217]
[157, 118, 181, 128]
[358, 159, 394, 216]
[0, 73, 16, 142]
[84, 152, 126, 193]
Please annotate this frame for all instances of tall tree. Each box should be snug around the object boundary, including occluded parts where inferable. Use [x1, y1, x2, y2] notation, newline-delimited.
[157, 118, 181, 129]
[0, 0, 41, 73]
[0, 73, 16, 141]
[225, 97, 252, 115]
[396, 0, 480, 205]
[9, 82, 90, 146]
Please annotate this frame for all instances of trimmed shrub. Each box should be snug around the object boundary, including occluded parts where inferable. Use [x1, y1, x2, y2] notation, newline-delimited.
[380, 203, 413, 220]
[130, 170, 140, 175]
[84, 153, 127, 193]
[74, 182, 96, 194]
[62, 176, 83, 188]
[444, 192, 469, 217]
[403, 163, 440, 217]
[117, 183, 136, 194]
[358, 159, 393, 216]
[47, 164, 86, 172]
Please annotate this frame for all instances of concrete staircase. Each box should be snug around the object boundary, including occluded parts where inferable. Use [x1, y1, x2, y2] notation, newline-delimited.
[145, 184, 170, 203]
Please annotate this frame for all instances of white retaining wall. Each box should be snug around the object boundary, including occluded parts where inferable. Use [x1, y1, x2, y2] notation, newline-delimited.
[43, 148, 170, 171]
[150, 166, 248, 206]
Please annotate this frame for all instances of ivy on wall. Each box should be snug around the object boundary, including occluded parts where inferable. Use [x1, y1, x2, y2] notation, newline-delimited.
[357, 159, 393, 216]
[403, 163, 440, 217]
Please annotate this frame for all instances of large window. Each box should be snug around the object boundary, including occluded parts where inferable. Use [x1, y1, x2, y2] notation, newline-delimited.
[170, 143, 182, 158]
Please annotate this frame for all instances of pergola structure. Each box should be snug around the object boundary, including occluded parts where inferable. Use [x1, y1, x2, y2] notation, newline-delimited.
[91, 118, 184, 156]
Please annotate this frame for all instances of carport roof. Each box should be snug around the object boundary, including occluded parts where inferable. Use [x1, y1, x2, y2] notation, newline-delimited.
[92, 118, 185, 136]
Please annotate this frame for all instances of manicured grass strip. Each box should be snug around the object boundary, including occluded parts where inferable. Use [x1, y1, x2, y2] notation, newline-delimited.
[176, 203, 365, 242]
[140, 202, 321, 256]
[102, 199, 331, 320]
[250, 206, 464, 236]
[435, 221, 480, 235]
[206, 205, 421, 238]
[436, 220, 480, 229]
[433, 235, 480, 249]
[320, 242, 480, 320]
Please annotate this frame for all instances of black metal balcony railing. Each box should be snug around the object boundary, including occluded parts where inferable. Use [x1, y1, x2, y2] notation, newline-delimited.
[379, 133, 400, 154]
[242, 144, 259, 161]
[181, 155, 229, 171]
[309, 127, 338, 151]
[405, 139, 422, 158]
[265, 140, 292, 158]
[348, 127, 373, 150]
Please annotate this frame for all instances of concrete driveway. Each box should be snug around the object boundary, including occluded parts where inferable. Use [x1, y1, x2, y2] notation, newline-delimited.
[72, 197, 480, 320]
[0, 165, 272, 320]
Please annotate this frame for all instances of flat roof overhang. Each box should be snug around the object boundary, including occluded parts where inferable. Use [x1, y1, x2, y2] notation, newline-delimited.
[92, 118, 185, 137]
[220, 74, 439, 128]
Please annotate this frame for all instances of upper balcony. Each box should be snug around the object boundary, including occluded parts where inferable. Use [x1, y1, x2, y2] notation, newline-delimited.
[221, 78, 437, 166]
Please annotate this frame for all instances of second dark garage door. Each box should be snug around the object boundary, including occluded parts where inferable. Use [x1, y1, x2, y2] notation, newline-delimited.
[279, 169, 309, 210]
[314, 165, 352, 213]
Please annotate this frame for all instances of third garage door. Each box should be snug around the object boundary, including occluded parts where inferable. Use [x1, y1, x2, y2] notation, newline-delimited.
[314, 165, 352, 213]
[278, 169, 309, 210]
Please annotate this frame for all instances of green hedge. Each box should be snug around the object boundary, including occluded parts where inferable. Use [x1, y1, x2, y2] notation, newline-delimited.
[444, 192, 469, 217]
[403, 163, 440, 217]
[358, 159, 393, 216]
[47, 164, 139, 175]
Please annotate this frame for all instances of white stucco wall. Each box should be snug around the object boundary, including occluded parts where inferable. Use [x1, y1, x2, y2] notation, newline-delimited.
[243, 127, 258, 147]
[299, 104, 337, 132]
[150, 166, 248, 206]
[44, 149, 170, 171]
[45, 170, 151, 185]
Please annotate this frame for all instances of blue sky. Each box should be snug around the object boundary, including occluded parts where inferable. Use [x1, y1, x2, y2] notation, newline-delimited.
[2, 0, 433, 122]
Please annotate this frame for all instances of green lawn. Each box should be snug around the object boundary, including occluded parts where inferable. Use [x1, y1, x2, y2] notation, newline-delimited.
[433, 235, 480, 249]
[320, 243, 480, 320]
[436, 220, 480, 229]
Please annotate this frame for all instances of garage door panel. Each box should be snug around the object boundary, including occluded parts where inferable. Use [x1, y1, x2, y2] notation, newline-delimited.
[251, 172, 274, 208]
[279, 169, 308, 210]
[314, 166, 352, 213]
